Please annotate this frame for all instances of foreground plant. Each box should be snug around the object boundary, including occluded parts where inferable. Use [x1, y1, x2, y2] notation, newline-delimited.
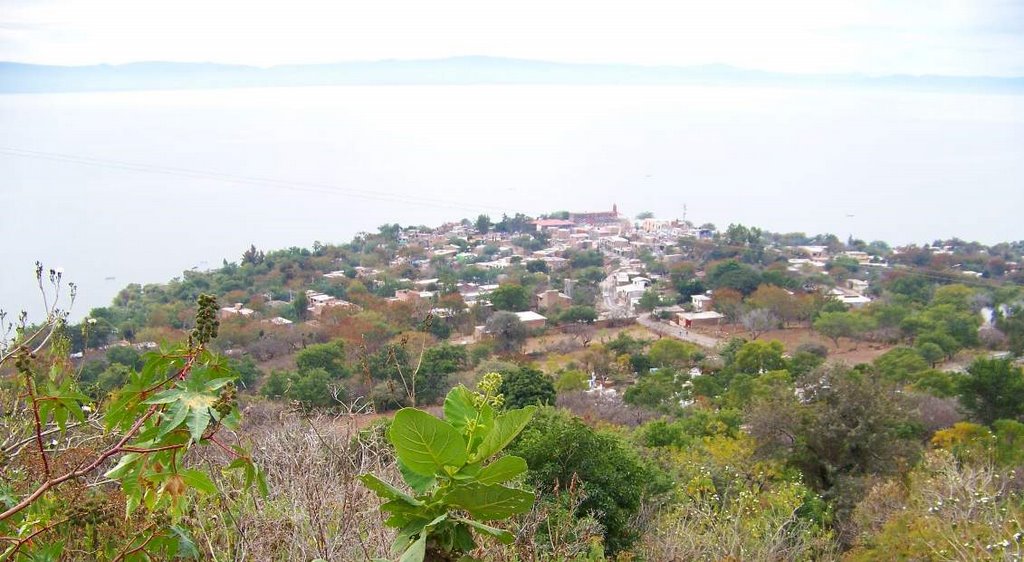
[0, 288, 264, 560]
[360, 373, 537, 562]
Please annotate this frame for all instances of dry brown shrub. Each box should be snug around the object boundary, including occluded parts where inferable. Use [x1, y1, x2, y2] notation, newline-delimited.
[191, 403, 398, 560]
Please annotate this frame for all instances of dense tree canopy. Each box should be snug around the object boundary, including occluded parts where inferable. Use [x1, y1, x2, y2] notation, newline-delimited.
[510, 408, 669, 554]
[489, 284, 530, 311]
[957, 358, 1024, 426]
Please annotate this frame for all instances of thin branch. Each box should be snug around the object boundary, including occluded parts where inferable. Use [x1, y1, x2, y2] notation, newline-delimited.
[111, 524, 158, 562]
[0, 517, 70, 559]
[207, 434, 243, 460]
[0, 403, 159, 522]
[25, 368, 52, 478]
[120, 443, 187, 454]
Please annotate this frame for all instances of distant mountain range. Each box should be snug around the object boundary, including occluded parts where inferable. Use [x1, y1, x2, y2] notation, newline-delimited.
[1, 56, 1022, 94]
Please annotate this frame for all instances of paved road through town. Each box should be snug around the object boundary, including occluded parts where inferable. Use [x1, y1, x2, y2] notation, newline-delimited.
[637, 313, 721, 349]
[599, 270, 633, 319]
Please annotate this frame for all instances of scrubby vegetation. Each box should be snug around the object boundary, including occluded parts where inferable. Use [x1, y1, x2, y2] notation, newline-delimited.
[4, 220, 1024, 560]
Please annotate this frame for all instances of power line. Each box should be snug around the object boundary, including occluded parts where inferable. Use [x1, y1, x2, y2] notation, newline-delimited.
[0, 146, 531, 217]
[885, 264, 1006, 290]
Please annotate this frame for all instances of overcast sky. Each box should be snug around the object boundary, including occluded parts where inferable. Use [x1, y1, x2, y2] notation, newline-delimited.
[1, 0, 1023, 75]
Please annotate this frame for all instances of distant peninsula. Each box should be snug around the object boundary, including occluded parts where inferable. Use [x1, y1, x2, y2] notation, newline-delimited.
[2, 56, 1023, 94]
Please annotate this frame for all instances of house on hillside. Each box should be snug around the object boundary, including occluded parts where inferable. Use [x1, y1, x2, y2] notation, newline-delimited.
[846, 279, 870, 294]
[538, 289, 572, 311]
[514, 311, 548, 330]
[796, 245, 829, 259]
[305, 291, 359, 316]
[829, 287, 871, 308]
[676, 311, 725, 328]
[219, 303, 255, 319]
[217, 305, 252, 317]
[691, 294, 712, 312]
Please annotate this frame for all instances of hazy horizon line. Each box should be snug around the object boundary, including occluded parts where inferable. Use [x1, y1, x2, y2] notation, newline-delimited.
[3, 55, 1023, 80]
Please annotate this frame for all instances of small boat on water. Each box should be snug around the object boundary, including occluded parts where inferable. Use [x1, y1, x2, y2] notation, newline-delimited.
[104, 276, 116, 281]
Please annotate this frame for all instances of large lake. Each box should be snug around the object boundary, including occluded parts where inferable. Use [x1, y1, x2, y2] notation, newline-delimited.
[1, 85, 1022, 319]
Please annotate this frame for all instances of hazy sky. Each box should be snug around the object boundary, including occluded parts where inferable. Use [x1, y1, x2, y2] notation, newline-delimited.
[2, 0, 1023, 76]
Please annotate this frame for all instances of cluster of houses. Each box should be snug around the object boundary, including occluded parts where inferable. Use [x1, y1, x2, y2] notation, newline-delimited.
[782, 245, 880, 308]
[217, 205, 920, 346]
[785, 245, 888, 274]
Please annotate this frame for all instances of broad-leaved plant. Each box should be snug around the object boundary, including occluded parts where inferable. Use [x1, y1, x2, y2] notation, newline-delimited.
[360, 373, 536, 562]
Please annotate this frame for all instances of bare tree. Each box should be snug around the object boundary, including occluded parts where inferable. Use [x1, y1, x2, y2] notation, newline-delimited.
[563, 322, 596, 347]
[741, 308, 778, 340]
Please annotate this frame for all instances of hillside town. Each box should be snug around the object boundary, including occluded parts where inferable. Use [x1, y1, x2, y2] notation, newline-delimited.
[7, 205, 1024, 562]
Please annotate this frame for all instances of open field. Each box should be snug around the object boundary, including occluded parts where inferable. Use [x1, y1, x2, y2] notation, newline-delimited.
[690, 323, 896, 364]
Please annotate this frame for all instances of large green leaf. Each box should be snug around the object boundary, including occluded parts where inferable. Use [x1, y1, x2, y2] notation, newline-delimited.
[456, 518, 516, 545]
[392, 518, 430, 553]
[443, 386, 477, 433]
[103, 452, 141, 480]
[143, 374, 233, 443]
[359, 473, 423, 506]
[475, 455, 527, 485]
[179, 468, 218, 495]
[398, 459, 436, 493]
[37, 380, 89, 434]
[471, 406, 536, 463]
[444, 482, 535, 520]
[389, 408, 467, 476]
[399, 533, 427, 562]
[467, 403, 496, 453]
[169, 525, 200, 559]
[382, 501, 424, 528]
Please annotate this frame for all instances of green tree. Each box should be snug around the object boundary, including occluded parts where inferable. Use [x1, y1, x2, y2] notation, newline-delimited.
[872, 347, 929, 384]
[886, 275, 933, 305]
[648, 338, 697, 369]
[241, 243, 265, 265]
[707, 260, 762, 296]
[623, 370, 681, 410]
[750, 366, 922, 497]
[261, 369, 290, 400]
[292, 290, 309, 320]
[554, 369, 589, 393]
[105, 345, 143, 370]
[525, 259, 548, 273]
[295, 340, 349, 378]
[569, 250, 604, 269]
[489, 284, 530, 311]
[560, 305, 597, 324]
[637, 289, 664, 312]
[957, 358, 1024, 425]
[813, 311, 875, 347]
[290, 367, 344, 408]
[915, 341, 945, 367]
[605, 333, 648, 356]
[733, 340, 786, 374]
[475, 213, 491, 234]
[416, 343, 468, 405]
[498, 366, 556, 409]
[486, 312, 528, 354]
[509, 408, 669, 554]
[96, 362, 133, 397]
[227, 356, 262, 389]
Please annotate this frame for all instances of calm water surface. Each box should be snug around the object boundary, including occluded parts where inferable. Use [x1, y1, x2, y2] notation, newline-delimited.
[1, 85, 1022, 318]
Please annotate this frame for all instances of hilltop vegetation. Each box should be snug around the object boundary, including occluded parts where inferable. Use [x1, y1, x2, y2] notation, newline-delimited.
[3, 215, 1024, 560]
